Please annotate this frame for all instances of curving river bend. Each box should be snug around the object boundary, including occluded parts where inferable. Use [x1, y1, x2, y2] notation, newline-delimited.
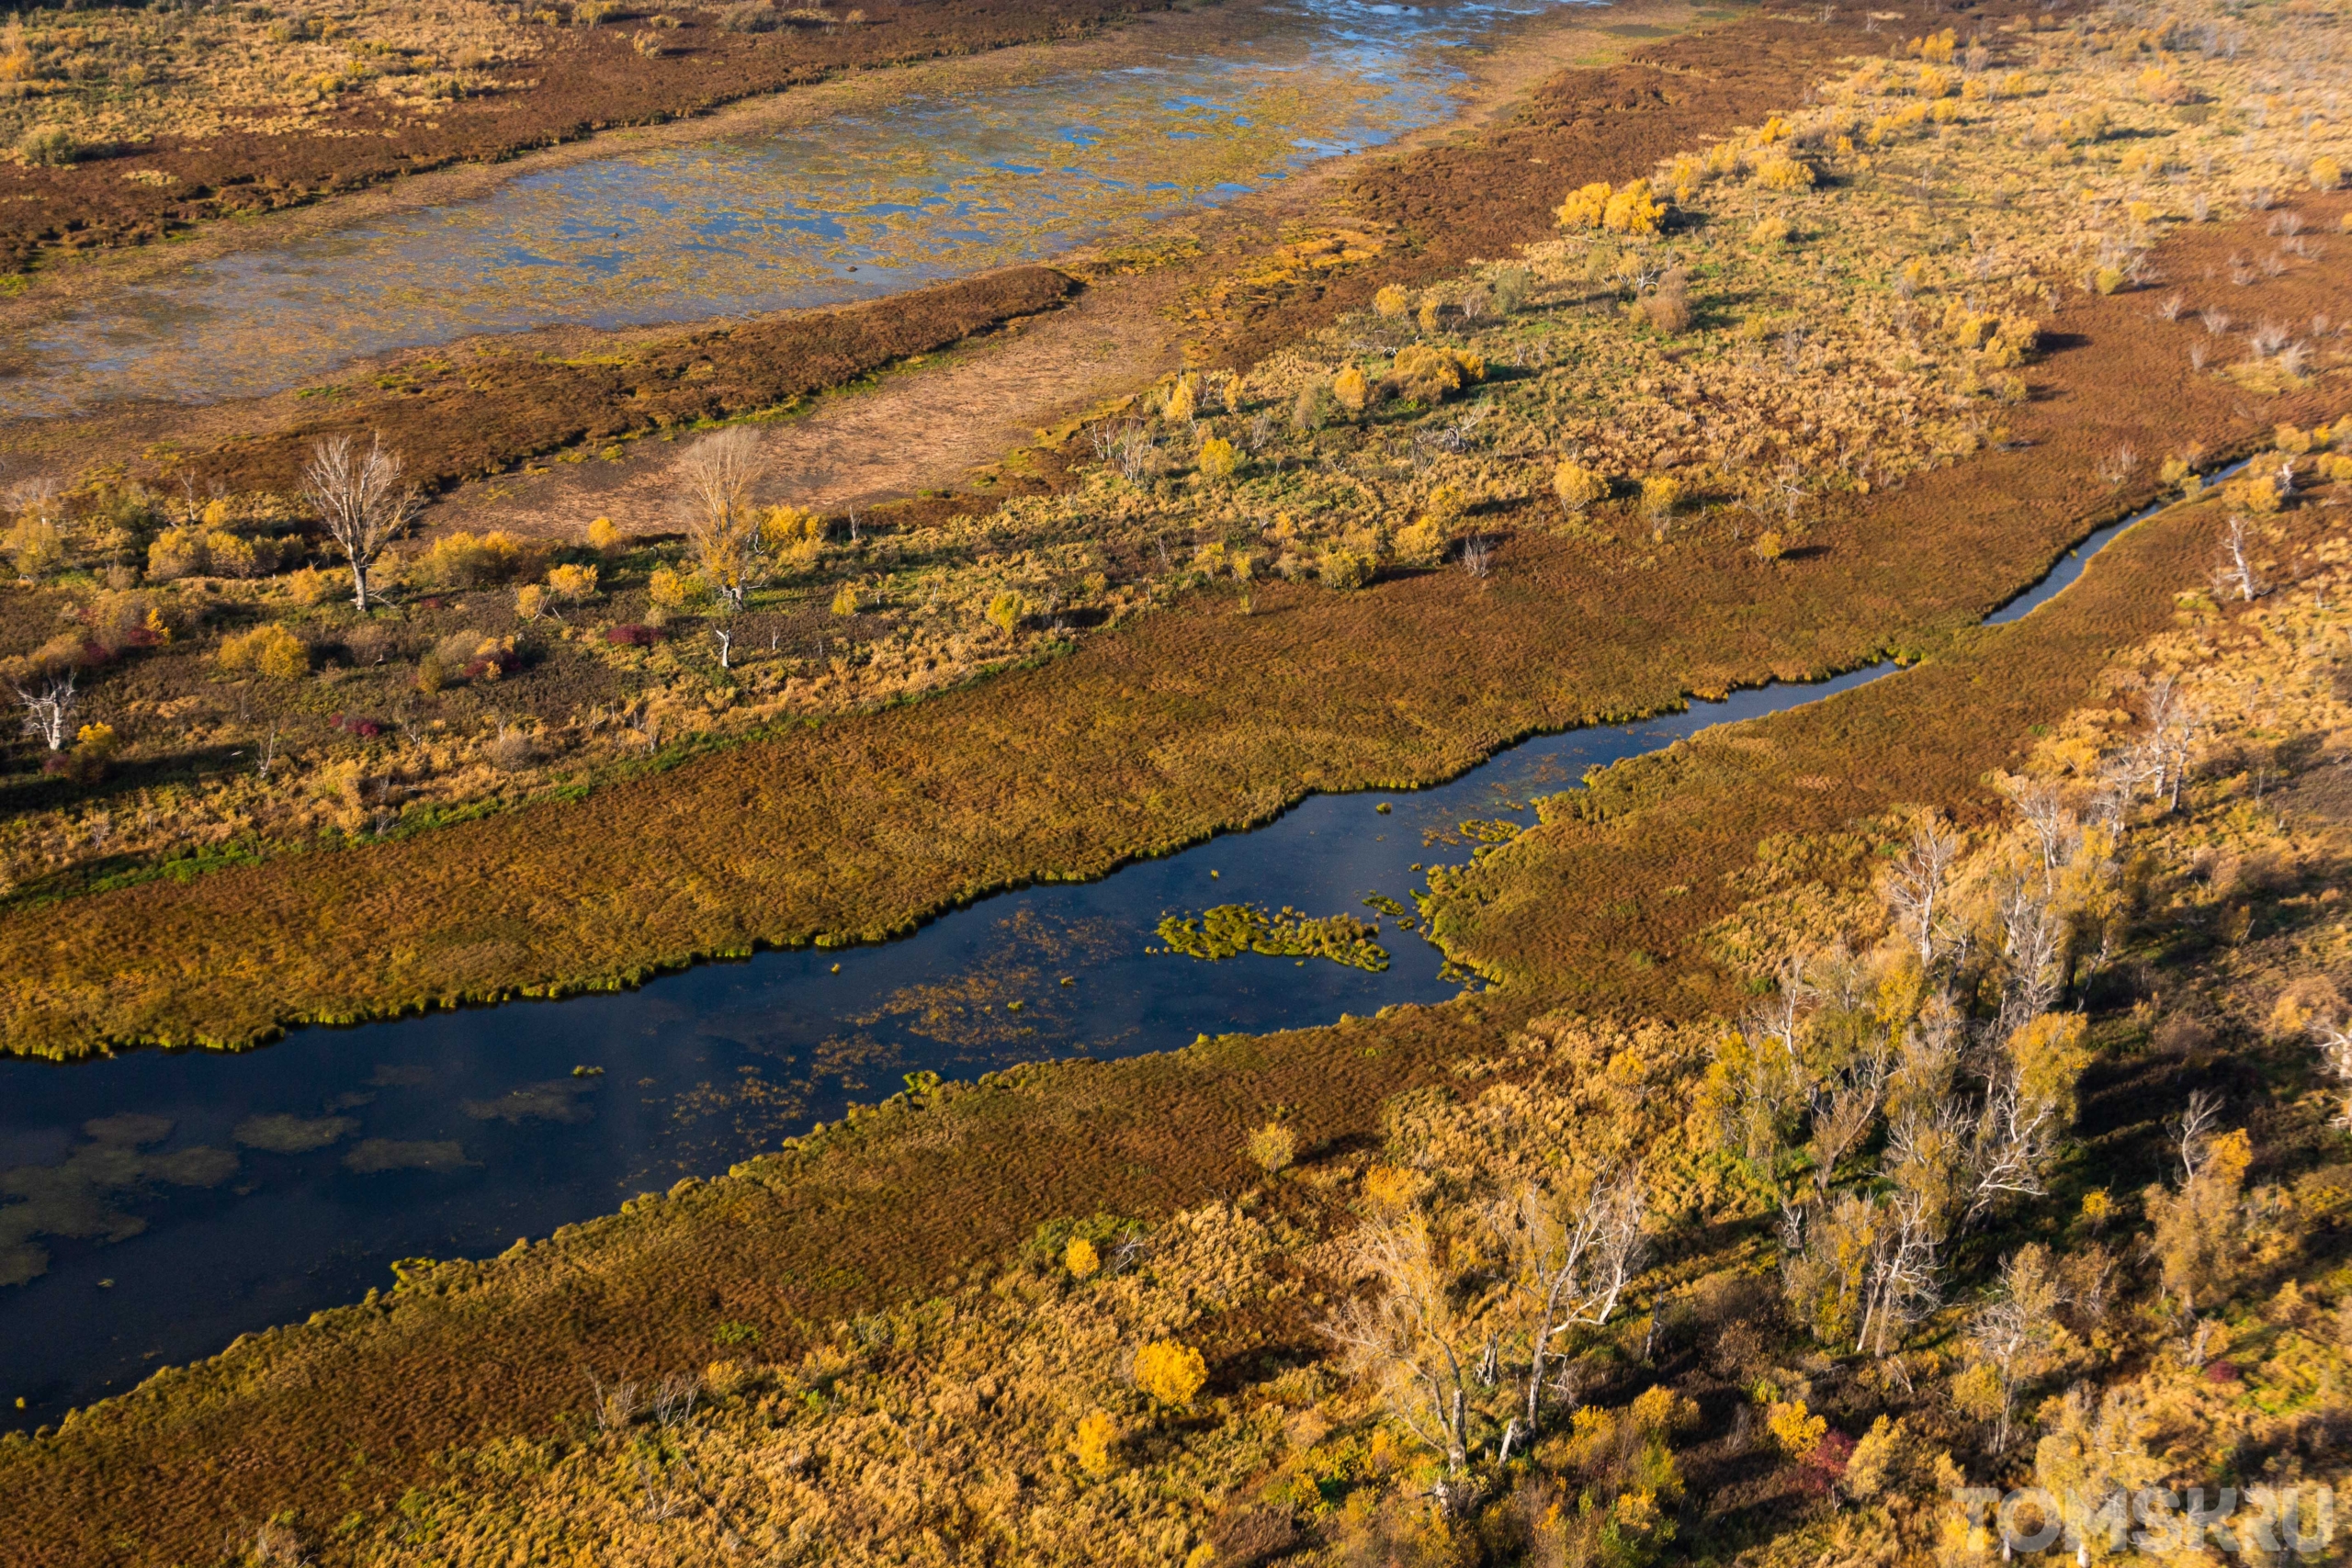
[0, 468, 2190, 1430]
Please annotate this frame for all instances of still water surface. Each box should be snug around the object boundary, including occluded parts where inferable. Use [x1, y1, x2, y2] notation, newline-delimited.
[0, 474, 2184, 1427]
[3, 0, 1587, 418]
[1, 667, 1891, 1428]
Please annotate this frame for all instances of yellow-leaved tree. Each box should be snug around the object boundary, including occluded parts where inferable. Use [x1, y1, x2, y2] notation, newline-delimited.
[1133, 1340, 1206, 1410]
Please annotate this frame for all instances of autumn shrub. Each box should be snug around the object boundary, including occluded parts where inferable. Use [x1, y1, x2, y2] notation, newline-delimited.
[649, 566, 708, 609]
[286, 565, 340, 605]
[2223, 475, 2283, 514]
[986, 591, 1029, 637]
[5, 515, 68, 577]
[16, 125, 77, 165]
[1064, 1237, 1101, 1280]
[1244, 1122, 1296, 1174]
[1558, 178, 1667, 235]
[1749, 213, 1792, 247]
[1753, 152, 1815, 191]
[1197, 436, 1238, 480]
[1553, 460, 1608, 515]
[1372, 284, 1411, 319]
[1555, 180, 1612, 229]
[217, 624, 309, 679]
[146, 527, 208, 581]
[1072, 1410, 1121, 1477]
[1639, 476, 1682, 534]
[515, 584, 548, 621]
[1318, 549, 1374, 592]
[1159, 375, 1198, 425]
[1291, 380, 1335, 431]
[2313, 156, 2343, 192]
[449, 633, 520, 682]
[547, 563, 600, 603]
[1133, 1340, 1207, 1409]
[416, 530, 527, 589]
[1332, 365, 1372, 414]
[1485, 264, 1530, 313]
[586, 515, 621, 554]
[1635, 269, 1692, 333]
[1608, 179, 1667, 234]
[831, 582, 862, 617]
[1389, 344, 1484, 403]
[1764, 1399, 1826, 1460]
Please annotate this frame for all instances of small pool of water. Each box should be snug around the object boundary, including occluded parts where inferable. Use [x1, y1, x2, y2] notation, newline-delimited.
[1, 0, 1588, 418]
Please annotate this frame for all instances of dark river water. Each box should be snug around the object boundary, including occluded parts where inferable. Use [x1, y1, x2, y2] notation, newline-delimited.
[0, 85, 2217, 1438]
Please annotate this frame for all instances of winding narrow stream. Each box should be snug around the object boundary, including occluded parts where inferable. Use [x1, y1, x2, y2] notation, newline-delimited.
[0, 471, 2196, 1428]
[2, 0, 1587, 419]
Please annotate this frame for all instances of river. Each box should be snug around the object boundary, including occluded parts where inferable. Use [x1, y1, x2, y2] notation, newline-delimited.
[0, 3, 2206, 1432]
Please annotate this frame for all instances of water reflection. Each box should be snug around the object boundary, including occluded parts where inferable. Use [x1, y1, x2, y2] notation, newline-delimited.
[0, 668, 1890, 1428]
[3, 0, 1580, 417]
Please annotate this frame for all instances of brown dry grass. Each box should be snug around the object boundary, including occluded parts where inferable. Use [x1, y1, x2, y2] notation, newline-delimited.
[7, 408, 2344, 1568]
[1, 187, 2344, 1058]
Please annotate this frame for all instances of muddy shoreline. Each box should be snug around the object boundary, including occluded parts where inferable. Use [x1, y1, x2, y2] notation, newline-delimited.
[0, 0, 1804, 520]
[0, 0, 1193, 275]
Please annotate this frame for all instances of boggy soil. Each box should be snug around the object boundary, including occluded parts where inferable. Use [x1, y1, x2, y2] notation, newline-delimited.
[194, 265, 1080, 496]
[2, 193, 2345, 1059]
[1196, 1, 1914, 366]
[8, 1, 1927, 514]
[3, 446, 2336, 1568]
[0, 0, 1178, 276]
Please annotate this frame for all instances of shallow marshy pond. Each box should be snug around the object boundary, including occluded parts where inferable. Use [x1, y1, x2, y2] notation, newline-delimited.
[2, 0, 1587, 418]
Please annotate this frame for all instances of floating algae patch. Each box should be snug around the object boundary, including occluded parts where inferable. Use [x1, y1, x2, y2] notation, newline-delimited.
[231, 1113, 356, 1154]
[459, 1077, 598, 1125]
[343, 1139, 474, 1174]
[1156, 904, 1390, 972]
[0, 1119, 237, 1287]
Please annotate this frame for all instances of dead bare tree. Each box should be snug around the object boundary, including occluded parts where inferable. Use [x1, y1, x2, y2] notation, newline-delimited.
[677, 428, 769, 609]
[587, 1371, 641, 1436]
[2215, 515, 2265, 603]
[1995, 882, 2066, 1036]
[1965, 1057, 2067, 1224]
[1855, 1190, 1939, 1359]
[1498, 1168, 1648, 1440]
[14, 670, 77, 751]
[1326, 1212, 1487, 1507]
[301, 434, 419, 612]
[2171, 1089, 2225, 1184]
[650, 1370, 702, 1429]
[1884, 816, 1962, 969]
[2311, 1018, 2352, 1129]
[2001, 776, 2081, 896]
[1460, 536, 1494, 580]
[1964, 1249, 2064, 1452]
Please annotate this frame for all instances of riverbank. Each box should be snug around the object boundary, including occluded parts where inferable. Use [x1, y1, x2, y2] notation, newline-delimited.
[6, 437, 2338, 1567]
[0, 0, 1193, 276]
[1, 175, 2341, 1057]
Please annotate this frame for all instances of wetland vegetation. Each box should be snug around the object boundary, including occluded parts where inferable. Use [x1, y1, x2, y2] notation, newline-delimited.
[6, 0, 2352, 1562]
